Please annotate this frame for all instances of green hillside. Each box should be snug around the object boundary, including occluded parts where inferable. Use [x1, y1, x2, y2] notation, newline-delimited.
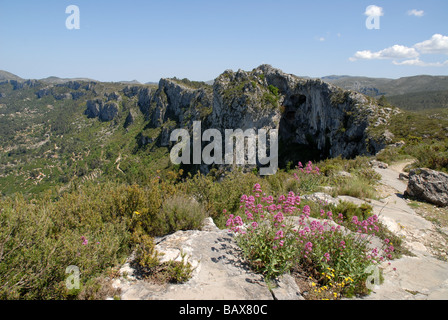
[323, 75, 448, 111]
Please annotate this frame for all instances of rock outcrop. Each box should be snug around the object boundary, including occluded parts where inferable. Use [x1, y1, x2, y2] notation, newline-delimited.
[85, 99, 119, 122]
[111, 217, 303, 300]
[136, 65, 397, 173]
[404, 168, 448, 207]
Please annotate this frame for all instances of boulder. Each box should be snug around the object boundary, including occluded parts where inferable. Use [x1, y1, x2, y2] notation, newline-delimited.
[399, 173, 409, 181]
[370, 160, 389, 169]
[270, 274, 304, 300]
[301, 192, 339, 206]
[404, 168, 448, 207]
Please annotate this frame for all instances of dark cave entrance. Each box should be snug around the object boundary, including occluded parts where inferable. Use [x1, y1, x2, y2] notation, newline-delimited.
[278, 94, 329, 169]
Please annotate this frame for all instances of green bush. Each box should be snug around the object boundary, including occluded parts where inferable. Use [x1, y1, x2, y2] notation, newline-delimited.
[158, 194, 207, 235]
[0, 190, 130, 300]
[330, 176, 378, 200]
[183, 170, 262, 228]
[327, 201, 373, 224]
[0, 177, 199, 300]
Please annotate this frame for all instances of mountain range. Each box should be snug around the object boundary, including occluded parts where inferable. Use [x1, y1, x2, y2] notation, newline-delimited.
[2, 70, 447, 110]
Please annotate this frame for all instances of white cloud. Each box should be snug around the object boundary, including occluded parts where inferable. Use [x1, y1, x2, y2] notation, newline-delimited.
[349, 45, 419, 61]
[414, 34, 448, 55]
[350, 34, 448, 67]
[393, 58, 448, 67]
[318, 37, 325, 42]
[365, 5, 384, 17]
[407, 9, 424, 17]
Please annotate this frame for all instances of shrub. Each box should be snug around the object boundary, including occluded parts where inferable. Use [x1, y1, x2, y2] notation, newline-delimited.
[268, 85, 279, 97]
[293, 161, 326, 194]
[0, 190, 130, 300]
[327, 201, 373, 225]
[330, 176, 378, 199]
[0, 177, 201, 300]
[183, 170, 262, 228]
[158, 194, 207, 235]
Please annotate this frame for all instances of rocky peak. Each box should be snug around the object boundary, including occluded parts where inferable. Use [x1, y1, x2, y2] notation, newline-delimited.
[135, 65, 398, 171]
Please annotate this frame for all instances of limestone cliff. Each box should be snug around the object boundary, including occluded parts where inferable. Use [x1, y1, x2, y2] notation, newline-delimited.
[135, 65, 397, 172]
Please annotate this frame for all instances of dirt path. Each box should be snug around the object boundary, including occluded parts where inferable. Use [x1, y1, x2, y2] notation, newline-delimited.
[357, 161, 448, 299]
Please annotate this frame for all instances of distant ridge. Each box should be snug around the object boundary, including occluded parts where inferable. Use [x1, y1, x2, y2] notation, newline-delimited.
[321, 74, 448, 97]
[39, 76, 98, 84]
[0, 70, 23, 81]
[118, 80, 141, 85]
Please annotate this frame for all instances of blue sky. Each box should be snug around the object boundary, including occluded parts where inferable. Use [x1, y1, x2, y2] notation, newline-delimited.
[0, 0, 447, 82]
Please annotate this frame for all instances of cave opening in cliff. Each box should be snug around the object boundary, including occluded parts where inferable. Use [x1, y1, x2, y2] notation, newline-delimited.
[278, 94, 328, 169]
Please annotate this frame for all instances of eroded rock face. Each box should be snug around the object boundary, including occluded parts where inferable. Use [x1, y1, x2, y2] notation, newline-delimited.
[85, 99, 102, 118]
[128, 65, 398, 173]
[85, 99, 119, 122]
[99, 102, 119, 122]
[404, 168, 448, 207]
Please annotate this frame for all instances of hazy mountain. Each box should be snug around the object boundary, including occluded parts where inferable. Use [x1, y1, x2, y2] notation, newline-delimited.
[118, 80, 141, 85]
[0, 70, 23, 82]
[321, 75, 448, 110]
[322, 75, 448, 97]
[39, 76, 98, 84]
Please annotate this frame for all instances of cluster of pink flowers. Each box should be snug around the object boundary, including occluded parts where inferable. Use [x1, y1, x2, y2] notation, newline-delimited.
[383, 238, 395, 260]
[352, 215, 380, 234]
[225, 214, 245, 233]
[226, 181, 397, 275]
[80, 236, 100, 246]
[303, 241, 313, 258]
[351, 217, 396, 263]
[294, 161, 320, 178]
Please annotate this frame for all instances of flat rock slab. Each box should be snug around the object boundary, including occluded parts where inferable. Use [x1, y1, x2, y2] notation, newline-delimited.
[361, 255, 448, 300]
[113, 220, 274, 300]
[358, 164, 448, 299]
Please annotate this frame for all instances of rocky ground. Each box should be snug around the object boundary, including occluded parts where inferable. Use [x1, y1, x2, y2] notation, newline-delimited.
[109, 161, 448, 300]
